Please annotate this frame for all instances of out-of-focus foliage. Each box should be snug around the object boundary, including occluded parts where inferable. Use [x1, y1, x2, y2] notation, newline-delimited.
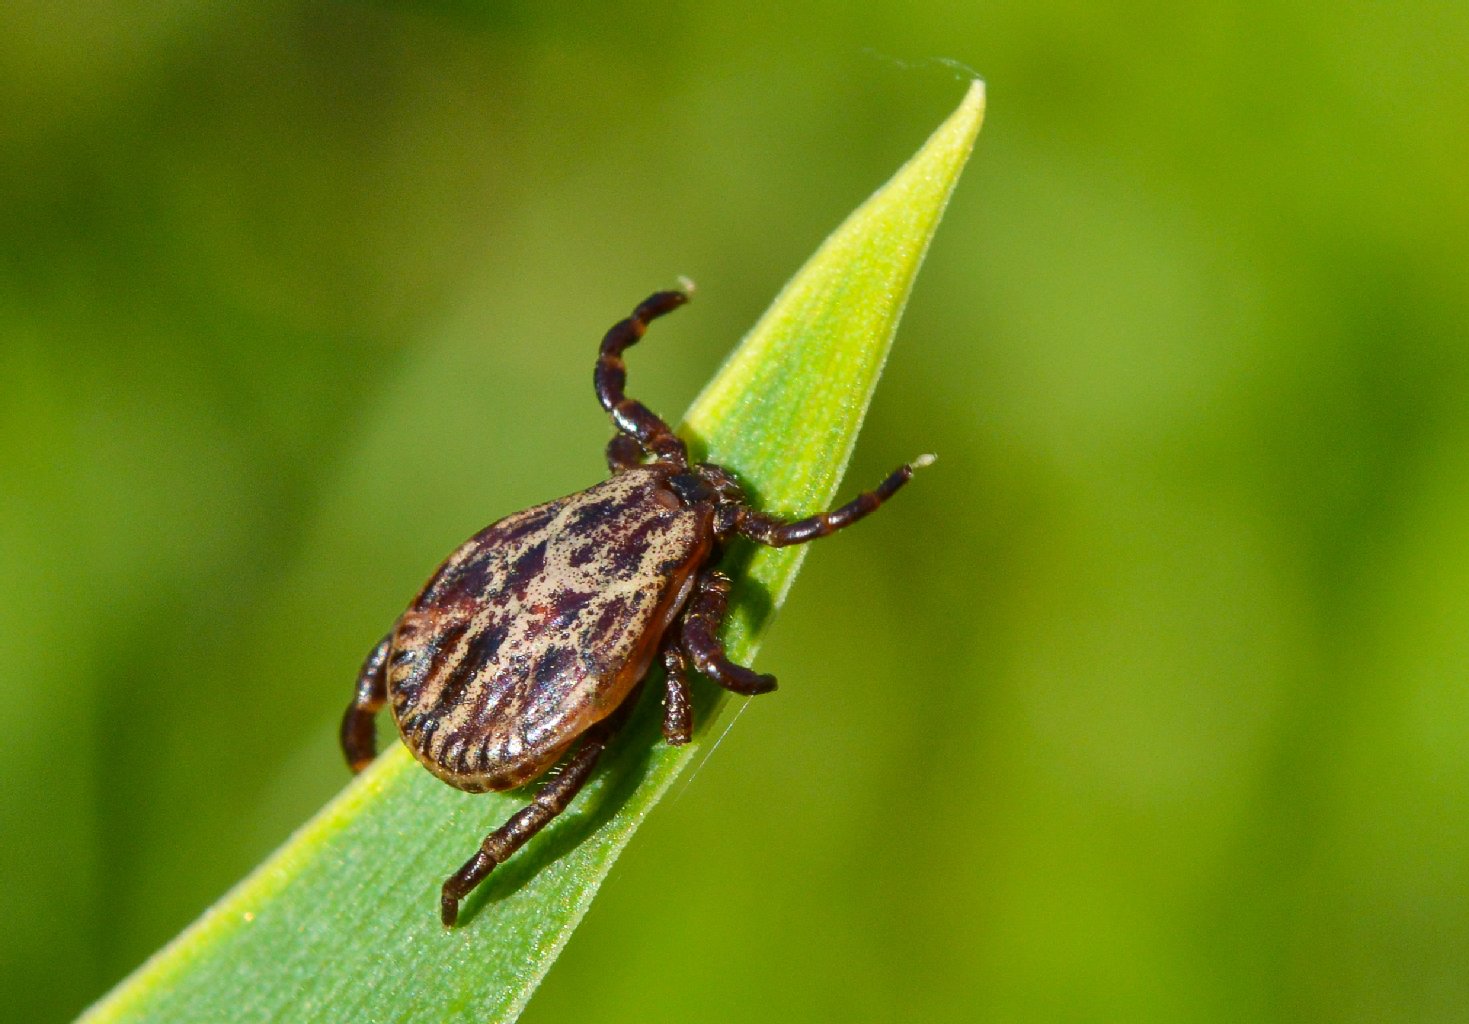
[2, 3, 1465, 1023]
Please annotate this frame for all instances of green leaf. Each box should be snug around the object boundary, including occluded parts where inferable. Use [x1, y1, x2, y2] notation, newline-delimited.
[78, 81, 985, 1024]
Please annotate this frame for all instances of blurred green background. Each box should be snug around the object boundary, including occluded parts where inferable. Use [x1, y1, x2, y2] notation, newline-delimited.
[3, 2, 1467, 1022]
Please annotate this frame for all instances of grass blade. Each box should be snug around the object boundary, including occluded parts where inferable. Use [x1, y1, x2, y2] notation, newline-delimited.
[78, 80, 984, 1024]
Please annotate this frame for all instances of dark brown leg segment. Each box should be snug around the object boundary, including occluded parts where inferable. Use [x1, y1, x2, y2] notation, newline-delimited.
[439, 690, 640, 927]
[738, 456, 934, 548]
[594, 289, 690, 466]
[661, 642, 693, 744]
[680, 569, 777, 695]
[340, 633, 392, 773]
[606, 433, 645, 474]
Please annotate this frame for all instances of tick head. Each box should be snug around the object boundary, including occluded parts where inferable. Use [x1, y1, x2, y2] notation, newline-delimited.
[675, 462, 748, 539]
[665, 462, 747, 519]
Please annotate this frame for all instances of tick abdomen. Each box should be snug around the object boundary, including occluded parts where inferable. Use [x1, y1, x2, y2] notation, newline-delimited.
[387, 468, 712, 792]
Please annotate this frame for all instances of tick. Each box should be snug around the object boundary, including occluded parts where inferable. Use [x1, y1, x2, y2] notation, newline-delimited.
[341, 287, 930, 926]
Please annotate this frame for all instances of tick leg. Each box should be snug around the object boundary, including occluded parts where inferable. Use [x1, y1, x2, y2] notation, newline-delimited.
[737, 455, 934, 548]
[594, 288, 690, 467]
[440, 689, 640, 927]
[661, 641, 694, 744]
[340, 633, 392, 773]
[680, 569, 777, 695]
[606, 433, 645, 474]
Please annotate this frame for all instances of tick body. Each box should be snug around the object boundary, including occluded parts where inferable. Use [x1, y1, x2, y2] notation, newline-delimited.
[341, 287, 928, 926]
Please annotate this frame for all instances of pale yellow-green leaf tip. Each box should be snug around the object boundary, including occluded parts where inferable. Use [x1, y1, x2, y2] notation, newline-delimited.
[683, 79, 985, 457]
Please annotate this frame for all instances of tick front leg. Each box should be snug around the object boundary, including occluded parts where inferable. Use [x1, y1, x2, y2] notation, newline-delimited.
[737, 455, 934, 547]
[440, 689, 640, 927]
[340, 633, 391, 773]
[661, 641, 694, 744]
[680, 569, 777, 695]
[594, 288, 691, 466]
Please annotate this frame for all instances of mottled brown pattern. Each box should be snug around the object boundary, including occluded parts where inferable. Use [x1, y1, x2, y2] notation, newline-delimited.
[386, 468, 712, 792]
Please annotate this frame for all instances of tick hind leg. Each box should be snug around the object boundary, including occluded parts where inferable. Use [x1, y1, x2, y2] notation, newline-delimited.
[340, 633, 392, 773]
[594, 288, 691, 466]
[440, 686, 642, 927]
[680, 569, 778, 696]
[660, 640, 694, 744]
[737, 455, 935, 548]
